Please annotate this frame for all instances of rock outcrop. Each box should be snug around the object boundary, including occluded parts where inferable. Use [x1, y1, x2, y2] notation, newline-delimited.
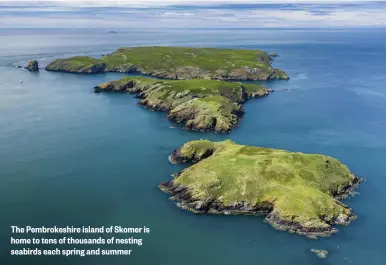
[311, 249, 328, 259]
[25, 60, 39, 72]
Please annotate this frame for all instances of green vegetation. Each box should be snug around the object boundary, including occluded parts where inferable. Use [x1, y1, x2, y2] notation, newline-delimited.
[46, 56, 105, 73]
[94, 77, 268, 133]
[46, 46, 289, 80]
[160, 140, 362, 237]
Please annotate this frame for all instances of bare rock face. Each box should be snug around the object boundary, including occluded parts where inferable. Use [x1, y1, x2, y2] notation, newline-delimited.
[25, 60, 39, 72]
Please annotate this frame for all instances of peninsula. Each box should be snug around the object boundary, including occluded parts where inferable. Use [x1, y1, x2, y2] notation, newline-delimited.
[94, 77, 269, 133]
[45, 46, 288, 81]
[160, 140, 362, 237]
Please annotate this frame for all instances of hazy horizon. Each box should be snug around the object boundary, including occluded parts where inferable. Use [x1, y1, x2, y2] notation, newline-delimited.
[1, 0, 386, 28]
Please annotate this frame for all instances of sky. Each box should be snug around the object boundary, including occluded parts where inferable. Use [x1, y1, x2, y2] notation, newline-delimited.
[0, 0, 386, 28]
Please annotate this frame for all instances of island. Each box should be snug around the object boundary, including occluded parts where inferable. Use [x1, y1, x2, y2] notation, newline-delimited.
[159, 140, 362, 237]
[94, 77, 269, 133]
[45, 46, 289, 81]
[25, 60, 39, 72]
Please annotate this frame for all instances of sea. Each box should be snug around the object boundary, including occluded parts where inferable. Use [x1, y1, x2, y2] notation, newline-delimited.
[0, 28, 385, 265]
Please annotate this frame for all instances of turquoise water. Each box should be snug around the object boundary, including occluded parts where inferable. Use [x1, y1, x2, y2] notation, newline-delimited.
[1, 28, 386, 265]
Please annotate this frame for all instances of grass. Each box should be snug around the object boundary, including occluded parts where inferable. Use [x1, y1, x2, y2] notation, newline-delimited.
[169, 96, 240, 132]
[46, 56, 106, 73]
[103, 46, 272, 72]
[170, 140, 359, 231]
[46, 46, 289, 80]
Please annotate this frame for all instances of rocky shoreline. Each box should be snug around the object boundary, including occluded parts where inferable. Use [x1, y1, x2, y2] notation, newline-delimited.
[94, 77, 269, 133]
[47, 65, 287, 81]
[159, 177, 362, 238]
[160, 140, 363, 238]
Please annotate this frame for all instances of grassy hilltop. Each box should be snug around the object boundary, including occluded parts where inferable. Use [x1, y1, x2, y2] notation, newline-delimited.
[160, 140, 362, 237]
[46, 46, 289, 81]
[94, 77, 268, 133]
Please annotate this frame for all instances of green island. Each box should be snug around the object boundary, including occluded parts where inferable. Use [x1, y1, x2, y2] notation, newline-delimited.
[94, 77, 269, 133]
[45, 46, 288, 81]
[160, 140, 362, 238]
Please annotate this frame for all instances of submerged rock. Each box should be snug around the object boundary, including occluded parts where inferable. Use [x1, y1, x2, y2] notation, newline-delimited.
[311, 249, 328, 259]
[159, 140, 363, 238]
[269, 52, 279, 57]
[25, 60, 39, 72]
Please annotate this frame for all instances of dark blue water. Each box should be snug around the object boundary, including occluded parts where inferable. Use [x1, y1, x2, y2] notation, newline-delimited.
[1, 28, 385, 265]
